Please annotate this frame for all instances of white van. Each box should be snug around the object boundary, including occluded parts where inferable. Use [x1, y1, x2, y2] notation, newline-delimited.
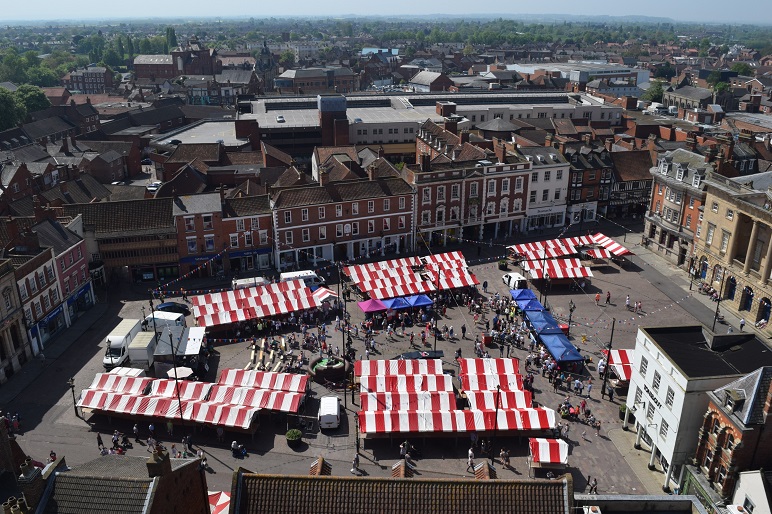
[318, 396, 341, 429]
[280, 270, 326, 288]
[145, 311, 186, 331]
[232, 276, 270, 290]
[103, 319, 142, 369]
[502, 272, 528, 290]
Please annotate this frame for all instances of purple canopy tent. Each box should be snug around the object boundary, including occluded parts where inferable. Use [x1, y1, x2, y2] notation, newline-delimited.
[357, 298, 388, 313]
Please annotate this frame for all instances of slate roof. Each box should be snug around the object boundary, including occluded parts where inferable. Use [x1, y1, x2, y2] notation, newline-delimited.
[129, 105, 185, 126]
[669, 85, 714, 101]
[711, 367, 772, 427]
[166, 143, 221, 164]
[9, 174, 111, 216]
[261, 142, 293, 166]
[62, 197, 175, 237]
[215, 70, 255, 85]
[476, 118, 520, 132]
[154, 164, 208, 198]
[22, 117, 75, 141]
[33, 218, 82, 254]
[81, 141, 133, 157]
[172, 192, 222, 216]
[409, 71, 444, 86]
[224, 195, 271, 217]
[273, 167, 313, 188]
[610, 150, 655, 182]
[231, 472, 574, 514]
[39, 455, 194, 514]
[106, 184, 148, 201]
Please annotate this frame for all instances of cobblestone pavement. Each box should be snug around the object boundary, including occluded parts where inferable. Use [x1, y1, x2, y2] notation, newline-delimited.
[1, 219, 737, 494]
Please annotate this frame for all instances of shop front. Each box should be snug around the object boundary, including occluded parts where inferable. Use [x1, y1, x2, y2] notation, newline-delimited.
[66, 282, 95, 323]
[132, 263, 180, 282]
[32, 304, 68, 350]
[228, 248, 273, 273]
[523, 205, 565, 233]
[178, 255, 221, 277]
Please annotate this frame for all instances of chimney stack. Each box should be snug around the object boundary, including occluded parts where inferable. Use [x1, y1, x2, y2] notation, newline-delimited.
[582, 134, 591, 145]
[460, 130, 470, 144]
[420, 153, 431, 172]
[544, 133, 553, 147]
[146, 448, 172, 478]
[318, 167, 328, 187]
[604, 138, 614, 152]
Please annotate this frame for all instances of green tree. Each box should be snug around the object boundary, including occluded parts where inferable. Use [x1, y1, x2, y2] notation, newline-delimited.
[165, 27, 177, 49]
[116, 36, 125, 59]
[714, 82, 730, 93]
[14, 84, 50, 114]
[642, 81, 664, 102]
[102, 45, 122, 67]
[26, 67, 60, 87]
[126, 36, 134, 58]
[730, 62, 753, 76]
[0, 88, 27, 130]
[279, 50, 295, 65]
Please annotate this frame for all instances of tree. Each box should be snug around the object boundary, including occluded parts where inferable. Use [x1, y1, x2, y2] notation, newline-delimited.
[279, 50, 295, 66]
[165, 27, 177, 49]
[126, 36, 134, 59]
[653, 62, 676, 80]
[0, 88, 27, 130]
[706, 70, 722, 86]
[714, 82, 730, 93]
[26, 66, 60, 87]
[14, 84, 50, 114]
[642, 81, 664, 103]
[730, 62, 753, 76]
[116, 36, 125, 59]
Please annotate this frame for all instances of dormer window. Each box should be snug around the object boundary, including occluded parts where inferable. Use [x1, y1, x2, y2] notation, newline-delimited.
[693, 175, 701, 187]
[676, 168, 684, 181]
[659, 161, 668, 174]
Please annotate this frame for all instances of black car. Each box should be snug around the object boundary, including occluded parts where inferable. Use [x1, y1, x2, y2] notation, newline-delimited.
[156, 302, 191, 317]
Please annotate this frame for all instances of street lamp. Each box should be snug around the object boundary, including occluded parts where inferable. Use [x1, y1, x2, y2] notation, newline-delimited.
[567, 300, 576, 337]
[600, 318, 616, 400]
[491, 385, 501, 465]
[712, 271, 726, 332]
[66, 377, 82, 419]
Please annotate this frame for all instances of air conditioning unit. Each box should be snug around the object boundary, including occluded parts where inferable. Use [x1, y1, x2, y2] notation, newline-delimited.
[583, 507, 602, 514]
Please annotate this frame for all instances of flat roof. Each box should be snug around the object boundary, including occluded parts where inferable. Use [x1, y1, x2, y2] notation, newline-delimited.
[151, 120, 243, 146]
[642, 326, 772, 379]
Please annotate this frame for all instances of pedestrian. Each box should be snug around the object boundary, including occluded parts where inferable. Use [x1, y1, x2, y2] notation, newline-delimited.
[483, 280, 488, 293]
[589, 478, 598, 494]
[499, 344, 504, 357]
[728, 325, 734, 334]
[595, 420, 602, 436]
[351, 453, 360, 474]
[133, 423, 140, 442]
[625, 295, 630, 310]
[97, 433, 104, 449]
[466, 447, 475, 473]
[740, 318, 746, 331]
[595, 293, 600, 306]
[587, 382, 592, 398]
[148, 423, 155, 438]
[605, 291, 611, 305]
[461, 324, 467, 339]
[607, 386, 614, 402]
[562, 423, 570, 439]
[216, 426, 224, 443]
[166, 420, 174, 436]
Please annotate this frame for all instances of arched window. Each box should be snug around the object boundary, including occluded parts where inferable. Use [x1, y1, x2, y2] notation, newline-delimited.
[726, 434, 735, 451]
[1, 288, 11, 311]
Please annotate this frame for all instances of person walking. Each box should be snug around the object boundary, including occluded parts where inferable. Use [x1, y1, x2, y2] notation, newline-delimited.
[586, 382, 592, 398]
[607, 386, 614, 402]
[133, 423, 140, 442]
[625, 295, 630, 310]
[595, 420, 602, 436]
[97, 432, 104, 449]
[483, 280, 488, 294]
[166, 420, 174, 436]
[740, 318, 746, 331]
[461, 324, 467, 339]
[605, 291, 611, 305]
[589, 478, 598, 494]
[351, 453, 360, 474]
[595, 293, 600, 306]
[466, 447, 475, 473]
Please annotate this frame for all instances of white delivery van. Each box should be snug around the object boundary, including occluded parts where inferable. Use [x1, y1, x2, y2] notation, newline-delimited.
[318, 396, 341, 429]
[145, 311, 186, 331]
[103, 319, 142, 369]
[502, 272, 528, 290]
[127, 331, 158, 370]
[280, 270, 326, 288]
[232, 276, 270, 290]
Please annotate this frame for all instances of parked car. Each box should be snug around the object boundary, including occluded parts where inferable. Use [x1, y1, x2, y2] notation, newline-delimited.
[156, 302, 191, 317]
[141, 158, 152, 165]
[276, 115, 285, 123]
[146, 181, 162, 192]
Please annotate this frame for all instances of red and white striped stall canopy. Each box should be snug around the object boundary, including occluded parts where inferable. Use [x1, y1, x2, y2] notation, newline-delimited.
[216, 404, 260, 430]
[208, 385, 304, 413]
[146, 379, 212, 401]
[561, 235, 595, 247]
[357, 407, 557, 435]
[586, 248, 613, 259]
[102, 393, 143, 415]
[359, 391, 457, 411]
[208, 491, 231, 514]
[87, 374, 154, 395]
[529, 437, 569, 464]
[527, 266, 593, 280]
[134, 396, 180, 418]
[521, 258, 584, 271]
[592, 232, 633, 256]
[196, 308, 257, 328]
[603, 349, 634, 381]
[520, 246, 577, 261]
[359, 374, 455, 393]
[458, 358, 520, 376]
[460, 373, 524, 392]
[509, 239, 575, 256]
[76, 389, 111, 409]
[217, 369, 309, 393]
[428, 268, 480, 290]
[368, 283, 435, 300]
[421, 251, 465, 266]
[355, 359, 444, 377]
[464, 390, 533, 410]
[182, 401, 224, 425]
[191, 290, 240, 307]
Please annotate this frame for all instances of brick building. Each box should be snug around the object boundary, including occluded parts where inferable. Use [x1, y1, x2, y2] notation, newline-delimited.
[223, 194, 274, 273]
[0, 259, 32, 384]
[684, 367, 772, 511]
[62, 66, 114, 94]
[174, 192, 227, 277]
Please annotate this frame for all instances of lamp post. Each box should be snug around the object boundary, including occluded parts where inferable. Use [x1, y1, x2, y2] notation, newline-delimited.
[712, 271, 726, 332]
[567, 300, 576, 337]
[601, 318, 616, 401]
[66, 377, 82, 419]
[491, 385, 501, 465]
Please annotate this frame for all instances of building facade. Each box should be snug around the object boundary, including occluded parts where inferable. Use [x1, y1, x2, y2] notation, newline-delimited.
[62, 66, 114, 94]
[0, 259, 32, 384]
[644, 148, 709, 269]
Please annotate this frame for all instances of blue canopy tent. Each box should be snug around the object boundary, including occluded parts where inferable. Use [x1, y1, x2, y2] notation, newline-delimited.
[525, 310, 562, 334]
[517, 299, 544, 312]
[510, 288, 537, 301]
[381, 297, 412, 310]
[539, 333, 584, 364]
[405, 294, 434, 307]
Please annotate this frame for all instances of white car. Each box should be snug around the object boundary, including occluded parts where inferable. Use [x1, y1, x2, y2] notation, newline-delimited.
[276, 115, 285, 123]
[146, 181, 162, 193]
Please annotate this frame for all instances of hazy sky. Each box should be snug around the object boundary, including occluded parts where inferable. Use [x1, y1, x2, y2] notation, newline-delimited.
[3, 0, 769, 24]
